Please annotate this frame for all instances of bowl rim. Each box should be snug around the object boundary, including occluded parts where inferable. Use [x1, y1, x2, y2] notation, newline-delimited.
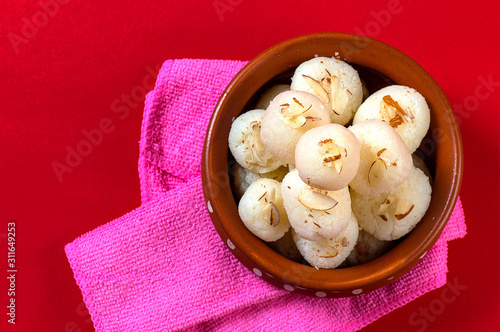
[202, 32, 463, 295]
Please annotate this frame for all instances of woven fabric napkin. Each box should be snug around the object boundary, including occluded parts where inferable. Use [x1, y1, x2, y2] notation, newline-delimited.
[66, 59, 466, 331]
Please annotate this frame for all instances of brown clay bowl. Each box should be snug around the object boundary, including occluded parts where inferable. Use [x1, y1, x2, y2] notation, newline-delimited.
[202, 32, 463, 297]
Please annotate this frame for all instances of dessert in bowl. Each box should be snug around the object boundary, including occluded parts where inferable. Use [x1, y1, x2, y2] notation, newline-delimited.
[202, 32, 462, 297]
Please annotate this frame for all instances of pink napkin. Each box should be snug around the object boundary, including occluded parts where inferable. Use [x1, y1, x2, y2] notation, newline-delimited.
[65, 59, 466, 331]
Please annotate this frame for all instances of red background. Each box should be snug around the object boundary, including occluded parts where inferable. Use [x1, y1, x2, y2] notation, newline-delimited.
[1, 0, 499, 331]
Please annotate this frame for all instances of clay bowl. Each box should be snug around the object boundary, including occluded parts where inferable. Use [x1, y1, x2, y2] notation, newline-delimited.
[202, 32, 462, 297]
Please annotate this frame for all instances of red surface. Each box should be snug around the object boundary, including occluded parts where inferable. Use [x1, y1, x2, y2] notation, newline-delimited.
[1, 1, 499, 331]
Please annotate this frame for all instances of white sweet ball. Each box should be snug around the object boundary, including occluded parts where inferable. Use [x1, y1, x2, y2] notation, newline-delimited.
[261, 90, 331, 165]
[231, 163, 289, 199]
[412, 154, 434, 187]
[266, 229, 304, 263]
[291, 57, 363, 125]
[351, 166, 432, 241]
[353, 85, 431, 153]
[348, 119, 412, 196]
[295, 124, 360, 191]
[343, 229, 394, 267]
[228, 109, 283, 173]
[238, 179, 290, 242]
[281, 169, 351, 241]
[292, 212, 359, 269]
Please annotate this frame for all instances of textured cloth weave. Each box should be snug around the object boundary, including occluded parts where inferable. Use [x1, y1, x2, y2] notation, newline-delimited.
[66, 59, 466, 331]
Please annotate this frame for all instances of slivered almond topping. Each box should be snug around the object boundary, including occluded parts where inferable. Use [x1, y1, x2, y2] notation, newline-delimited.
[243, 119, 269, 166]
[302, 74, 329, 103]
[374, 148, 397, 169]
[322, 156, 342, 174]
[279, 102, 312, 128]
[330, 75, 349, 116]
[380, 95, 414, 128]
[389, 113, 405, 128]
[318, 138, 333, 145]
[313, 222, 321, 228]
[298, 190, 338, 211]
[258, 191, 267, 201]
[378, 194, 394, 213]
[323, 155, 341, 163]
[376, 148, 387, 157]
[317, 139, 346, 174]
[269, 202, 280, 227]
[302, 104, 312, 112]
[292, 97, 304, 108]
[367, 158, 387, 187]
[379, 156, 392, 168]
[251, 148, 264, 164]
[268, 187, 276, 202]
[280, 106, 301, 117]
[318, 140, 347, 156]
[283, 115, 307, 128]
[333, 160, 343, 174]
[304, 116, 322, 122]
[394, 201, 414, 220]
[376, 195, 414, 220]
[326, 162, 341, 174]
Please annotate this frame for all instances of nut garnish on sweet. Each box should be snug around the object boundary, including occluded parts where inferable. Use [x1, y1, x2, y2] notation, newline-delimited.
[380, 95, 414, 128]
[394, 200, 414, 220]
[376, 193, 415, 221]
[302, 70, 349, 115]
[279, 100, 317, 129]
[368, 148, 397, 187]
[367, 159, 386, 187]
[245, 120, 268, 165]
[268, 202, 280, 227]
[302, 75, 329, 103]
[298, 189, 338, 211]
[259, 187, 280, 227]
[317, 139, 347, 175]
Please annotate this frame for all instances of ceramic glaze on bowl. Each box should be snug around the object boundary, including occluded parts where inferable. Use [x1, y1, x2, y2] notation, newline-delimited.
[202, 33, 463, 297]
